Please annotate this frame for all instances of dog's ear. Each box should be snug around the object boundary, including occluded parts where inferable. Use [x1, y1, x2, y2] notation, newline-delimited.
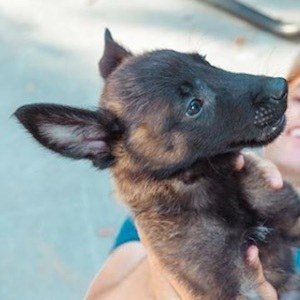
[14, 103, 122, 169]
[99, 28, 132, 79]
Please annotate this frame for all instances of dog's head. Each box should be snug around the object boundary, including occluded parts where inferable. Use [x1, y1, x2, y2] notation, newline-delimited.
[15, 30, 287, 177]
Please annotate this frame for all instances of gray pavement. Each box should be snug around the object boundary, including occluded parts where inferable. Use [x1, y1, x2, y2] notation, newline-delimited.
[0, 0, 299, 299]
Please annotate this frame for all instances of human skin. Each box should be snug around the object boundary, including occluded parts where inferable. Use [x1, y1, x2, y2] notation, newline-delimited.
[85, 154, 280, 300]
[264, 68, 300, 189]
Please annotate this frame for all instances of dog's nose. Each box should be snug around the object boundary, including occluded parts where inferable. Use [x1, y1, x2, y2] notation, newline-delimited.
[265, 77, 288, 100]
[253, 77, 288, 106]
[253, 77, 288, 128]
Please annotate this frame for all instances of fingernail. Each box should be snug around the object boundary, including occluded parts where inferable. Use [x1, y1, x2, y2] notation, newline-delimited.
[235, 154, 245, 171]
[268, 177, 283, 189]
[246, 245, 258, 265]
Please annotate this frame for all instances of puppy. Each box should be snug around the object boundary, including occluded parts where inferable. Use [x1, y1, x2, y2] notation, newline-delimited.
[15, 30, 300, 299]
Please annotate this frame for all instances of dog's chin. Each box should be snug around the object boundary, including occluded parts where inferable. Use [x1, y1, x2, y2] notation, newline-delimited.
[228, 116, 286, 150]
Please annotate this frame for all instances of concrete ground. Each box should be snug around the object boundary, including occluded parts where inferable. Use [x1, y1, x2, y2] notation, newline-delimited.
[0, 0, 299, 299]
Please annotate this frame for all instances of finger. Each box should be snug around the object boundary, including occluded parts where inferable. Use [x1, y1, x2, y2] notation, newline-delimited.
[235, 153, 245, 171]
[246, 245, 260, 267]
[246, 246, 278, 300]
[243, 152, 283, 189]
[264, 164, 283, 190]
[257, 159, 283, 190]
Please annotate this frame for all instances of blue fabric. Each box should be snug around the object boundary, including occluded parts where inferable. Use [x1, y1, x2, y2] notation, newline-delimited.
[112, 217, 140, 250]
[113, 218, 300, 273]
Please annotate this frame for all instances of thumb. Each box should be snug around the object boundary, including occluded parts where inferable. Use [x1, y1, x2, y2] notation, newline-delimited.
[246, 245, 278, 300]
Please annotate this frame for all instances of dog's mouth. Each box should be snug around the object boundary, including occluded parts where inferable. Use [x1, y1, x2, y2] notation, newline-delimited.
[229, 115, 286, 149]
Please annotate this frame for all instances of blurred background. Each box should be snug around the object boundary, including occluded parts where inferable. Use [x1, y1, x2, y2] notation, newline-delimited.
[0, 0, 299, 299]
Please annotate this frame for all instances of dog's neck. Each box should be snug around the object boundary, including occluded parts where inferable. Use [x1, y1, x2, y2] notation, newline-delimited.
[111, 146, 239, 216]
[111, 147, 250, 298]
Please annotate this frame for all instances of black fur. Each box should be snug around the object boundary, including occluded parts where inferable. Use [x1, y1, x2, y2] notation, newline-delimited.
[14, 103, 122, 169]
[15, 29, 300, 299]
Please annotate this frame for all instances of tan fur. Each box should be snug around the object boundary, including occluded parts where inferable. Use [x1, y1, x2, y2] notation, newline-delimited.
[101, 87, 124, 118]
[129, 125, 187, 166]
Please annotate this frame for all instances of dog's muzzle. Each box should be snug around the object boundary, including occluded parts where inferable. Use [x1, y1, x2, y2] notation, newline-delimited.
[252, 90, 287, 144]
[227, 77, 288, 150]
[254, 99, 287, 128]
[253, 77, 288, 128]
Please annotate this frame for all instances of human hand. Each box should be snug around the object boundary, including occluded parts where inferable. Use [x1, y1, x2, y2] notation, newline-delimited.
[235, 152, 283, 189]
[138, 227, 278, 300]
[245, 245, 278, 300]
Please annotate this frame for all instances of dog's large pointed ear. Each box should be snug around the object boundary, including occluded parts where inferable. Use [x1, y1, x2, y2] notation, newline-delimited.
[99, 29, 132, 79]
[14, 104, 123, 169]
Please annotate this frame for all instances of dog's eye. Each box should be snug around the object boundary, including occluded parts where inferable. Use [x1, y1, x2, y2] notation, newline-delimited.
[186, 99, 203, 117]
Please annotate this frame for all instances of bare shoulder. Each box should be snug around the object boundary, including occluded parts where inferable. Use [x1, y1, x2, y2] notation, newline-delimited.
[85, 242, 153, 300]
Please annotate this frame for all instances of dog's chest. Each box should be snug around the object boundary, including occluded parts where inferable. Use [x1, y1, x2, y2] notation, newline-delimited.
[188, 174, 258, 228]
